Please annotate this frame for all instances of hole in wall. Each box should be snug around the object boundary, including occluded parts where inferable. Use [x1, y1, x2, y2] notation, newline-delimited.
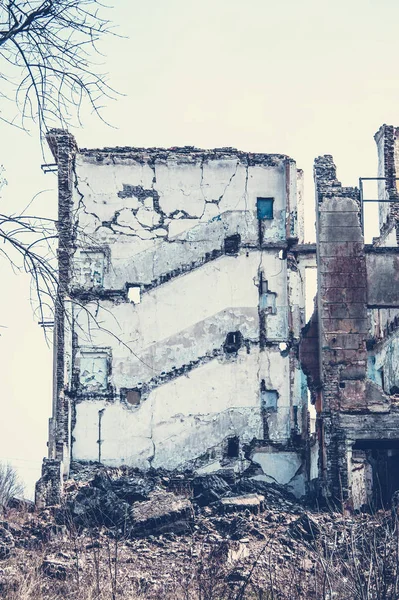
[224, 331, 242, 354]
[278, 250, 287, 260]
[127, 286, 141, 304]
[352, 439, 399, 508]
[121, 388, 141, 406]
[293, 405, 298, 428]
[261, 388, 278, 412]
[226, 436, 240, 458]
[224, 234, 241, 255]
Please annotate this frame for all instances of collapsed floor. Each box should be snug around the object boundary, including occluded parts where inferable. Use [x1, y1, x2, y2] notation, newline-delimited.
[3, 468, 399, 599]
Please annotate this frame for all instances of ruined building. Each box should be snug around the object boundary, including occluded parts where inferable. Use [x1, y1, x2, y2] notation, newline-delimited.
[35, 125, 399, 510]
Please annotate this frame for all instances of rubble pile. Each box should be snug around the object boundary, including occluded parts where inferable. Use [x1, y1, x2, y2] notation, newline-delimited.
[0, 467, 397, 599]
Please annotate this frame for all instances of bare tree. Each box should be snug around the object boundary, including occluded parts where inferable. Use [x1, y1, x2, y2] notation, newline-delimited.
[0, 0, 117, 134]
[0, 462, 25, 507]
[0, 1, 118, 327]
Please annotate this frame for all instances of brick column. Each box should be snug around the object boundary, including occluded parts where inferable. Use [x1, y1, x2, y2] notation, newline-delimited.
[46, 129, 77, 474]
[314, 155, 368, 500]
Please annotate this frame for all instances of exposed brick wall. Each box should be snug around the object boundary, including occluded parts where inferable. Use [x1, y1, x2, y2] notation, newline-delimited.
[314, 155, 367, 500]
[315, 156, 367, 408]
[314, 155, 397, 505]
[46, 129, 77, 470]
[374, 125, 399, 244]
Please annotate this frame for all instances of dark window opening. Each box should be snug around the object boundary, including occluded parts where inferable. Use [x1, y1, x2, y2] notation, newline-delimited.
[260, 274, 268, 295]
[224, 234, 241, 255]
[352, 439, 399, 508]
[226, 436, 240, 458]
[380, 368, 385, 392]
[293, 405, 298, 428]
[261, 384, 278, 440]
[224, 331, 242, 354]
[257, 197, 274, 220]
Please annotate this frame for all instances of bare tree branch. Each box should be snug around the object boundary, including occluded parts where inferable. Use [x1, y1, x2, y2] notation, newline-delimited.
[0, 2, 122, 342]
[0, 0, 118, 135]
[0, 462, 24, 507]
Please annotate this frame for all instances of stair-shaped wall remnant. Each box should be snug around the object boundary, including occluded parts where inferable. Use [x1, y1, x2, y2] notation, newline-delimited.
[43, 133, 310, 502]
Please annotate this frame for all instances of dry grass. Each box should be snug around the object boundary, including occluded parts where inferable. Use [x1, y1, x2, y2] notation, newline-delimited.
[2, 502, 399, 599]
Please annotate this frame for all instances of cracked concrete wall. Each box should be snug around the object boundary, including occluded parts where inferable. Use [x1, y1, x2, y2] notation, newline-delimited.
[72, 152, 295, 292]
[71, 251, 288, 391]
[251, 449, 304, 497]
[44, 132, 310, 499]
[73, 347, 265, 470]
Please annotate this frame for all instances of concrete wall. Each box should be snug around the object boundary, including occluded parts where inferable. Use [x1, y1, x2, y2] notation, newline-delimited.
[45, 137, 309, 496]
[369, 331, 399, 395]
[72, 251, 288, 390]
[72, 152, 295, 294]
[366, 251, 399, 306]
[72, 346, 285, 470]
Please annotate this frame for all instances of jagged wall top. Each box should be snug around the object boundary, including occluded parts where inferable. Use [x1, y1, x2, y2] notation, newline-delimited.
[314, 154, 359, 202]
[46, 129, 296, 168]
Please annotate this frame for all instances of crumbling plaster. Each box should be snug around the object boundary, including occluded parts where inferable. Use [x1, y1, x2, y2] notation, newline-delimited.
[42, 141, 308, 496]
[72, 154, 296, 294]
[71, 251, 288, 390]
[73, 347, 265, 470]
[39, 125, 399, 511]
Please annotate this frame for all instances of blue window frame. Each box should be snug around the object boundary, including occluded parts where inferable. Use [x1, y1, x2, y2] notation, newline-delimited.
[257, 197, 274, 220]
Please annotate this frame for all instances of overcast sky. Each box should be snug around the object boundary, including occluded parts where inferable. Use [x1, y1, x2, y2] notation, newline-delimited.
[1, 0, 398, 498]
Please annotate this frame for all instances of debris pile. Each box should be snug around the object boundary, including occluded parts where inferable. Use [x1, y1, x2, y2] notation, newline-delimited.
[0, 467, 397, 599]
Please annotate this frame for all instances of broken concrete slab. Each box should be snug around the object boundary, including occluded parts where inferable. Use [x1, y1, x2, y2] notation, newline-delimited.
[219, 494, 265, 514]
[192, 474, 232, 506]
[130, 490, 194, 537]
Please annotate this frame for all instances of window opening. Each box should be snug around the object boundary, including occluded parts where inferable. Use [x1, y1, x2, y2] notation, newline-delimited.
[127, 286, 141, 304]
[257, 197, 274, 220]
[224, 331, 242, 354]
[226, 436, 240, 458]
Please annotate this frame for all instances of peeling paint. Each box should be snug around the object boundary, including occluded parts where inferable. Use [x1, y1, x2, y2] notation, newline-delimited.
[39, 132, 311, 507]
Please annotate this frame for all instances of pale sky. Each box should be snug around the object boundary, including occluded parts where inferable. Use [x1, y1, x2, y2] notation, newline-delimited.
[1, 0, 398, 497]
